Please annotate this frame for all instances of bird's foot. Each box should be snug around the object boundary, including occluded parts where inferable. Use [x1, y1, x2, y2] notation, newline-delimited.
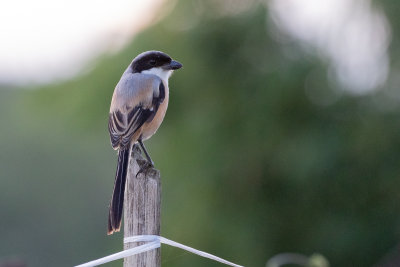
[136, 159, 154, 177]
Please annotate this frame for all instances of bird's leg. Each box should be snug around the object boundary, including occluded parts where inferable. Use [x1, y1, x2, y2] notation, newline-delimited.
[136, 139, 154, 177]
[138, 139, 154, 166]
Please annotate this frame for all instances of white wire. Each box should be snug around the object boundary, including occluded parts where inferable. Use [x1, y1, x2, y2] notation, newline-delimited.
[157, 236, 243, 267]
[75, 241, 160, 267]
[75, 235, 244, 267]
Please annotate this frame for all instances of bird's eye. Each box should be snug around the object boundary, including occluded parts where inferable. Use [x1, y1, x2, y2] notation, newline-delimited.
[149, 60, 156, 66]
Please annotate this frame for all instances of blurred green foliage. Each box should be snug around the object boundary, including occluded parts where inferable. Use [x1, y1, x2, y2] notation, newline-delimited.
[1, 1, 400, 266]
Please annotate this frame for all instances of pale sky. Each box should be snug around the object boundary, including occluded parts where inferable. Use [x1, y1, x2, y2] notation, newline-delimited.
[0, 0, 164, 85]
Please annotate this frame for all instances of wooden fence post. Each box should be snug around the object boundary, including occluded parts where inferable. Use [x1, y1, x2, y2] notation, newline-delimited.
[123, 145, 161, 267]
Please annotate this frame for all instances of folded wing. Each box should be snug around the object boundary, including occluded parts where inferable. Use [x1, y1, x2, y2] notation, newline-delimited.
[108, 74, 165, 150]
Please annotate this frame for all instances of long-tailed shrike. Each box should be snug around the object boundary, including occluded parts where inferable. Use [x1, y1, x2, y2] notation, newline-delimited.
[107, 51, 182, 235]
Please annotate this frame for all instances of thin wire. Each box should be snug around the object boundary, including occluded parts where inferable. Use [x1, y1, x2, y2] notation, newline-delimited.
[75, 235, 244, 267]
[158, 236, 243, 267]
[75, 242, 160, 267]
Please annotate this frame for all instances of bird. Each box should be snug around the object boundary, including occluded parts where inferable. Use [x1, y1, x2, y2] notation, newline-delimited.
[107, 51, 182, 235]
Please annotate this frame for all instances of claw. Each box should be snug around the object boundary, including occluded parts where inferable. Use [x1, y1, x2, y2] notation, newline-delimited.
[136, 160, 154, 177]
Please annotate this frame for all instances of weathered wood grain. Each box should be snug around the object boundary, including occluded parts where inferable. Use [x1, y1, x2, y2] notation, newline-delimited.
[123, 145, 161, 267]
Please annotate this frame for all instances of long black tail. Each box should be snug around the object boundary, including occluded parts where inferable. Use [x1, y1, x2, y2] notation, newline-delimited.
[107, 147, 130, 235]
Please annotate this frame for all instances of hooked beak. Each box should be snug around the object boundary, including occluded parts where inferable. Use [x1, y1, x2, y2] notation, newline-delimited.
[166, 60, 183, 70]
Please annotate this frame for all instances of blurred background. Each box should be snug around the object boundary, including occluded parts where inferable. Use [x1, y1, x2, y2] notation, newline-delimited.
[0, 0, 399, 266]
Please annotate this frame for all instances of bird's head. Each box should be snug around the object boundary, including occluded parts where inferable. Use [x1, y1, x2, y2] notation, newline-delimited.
[131, 51, 182, 82]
